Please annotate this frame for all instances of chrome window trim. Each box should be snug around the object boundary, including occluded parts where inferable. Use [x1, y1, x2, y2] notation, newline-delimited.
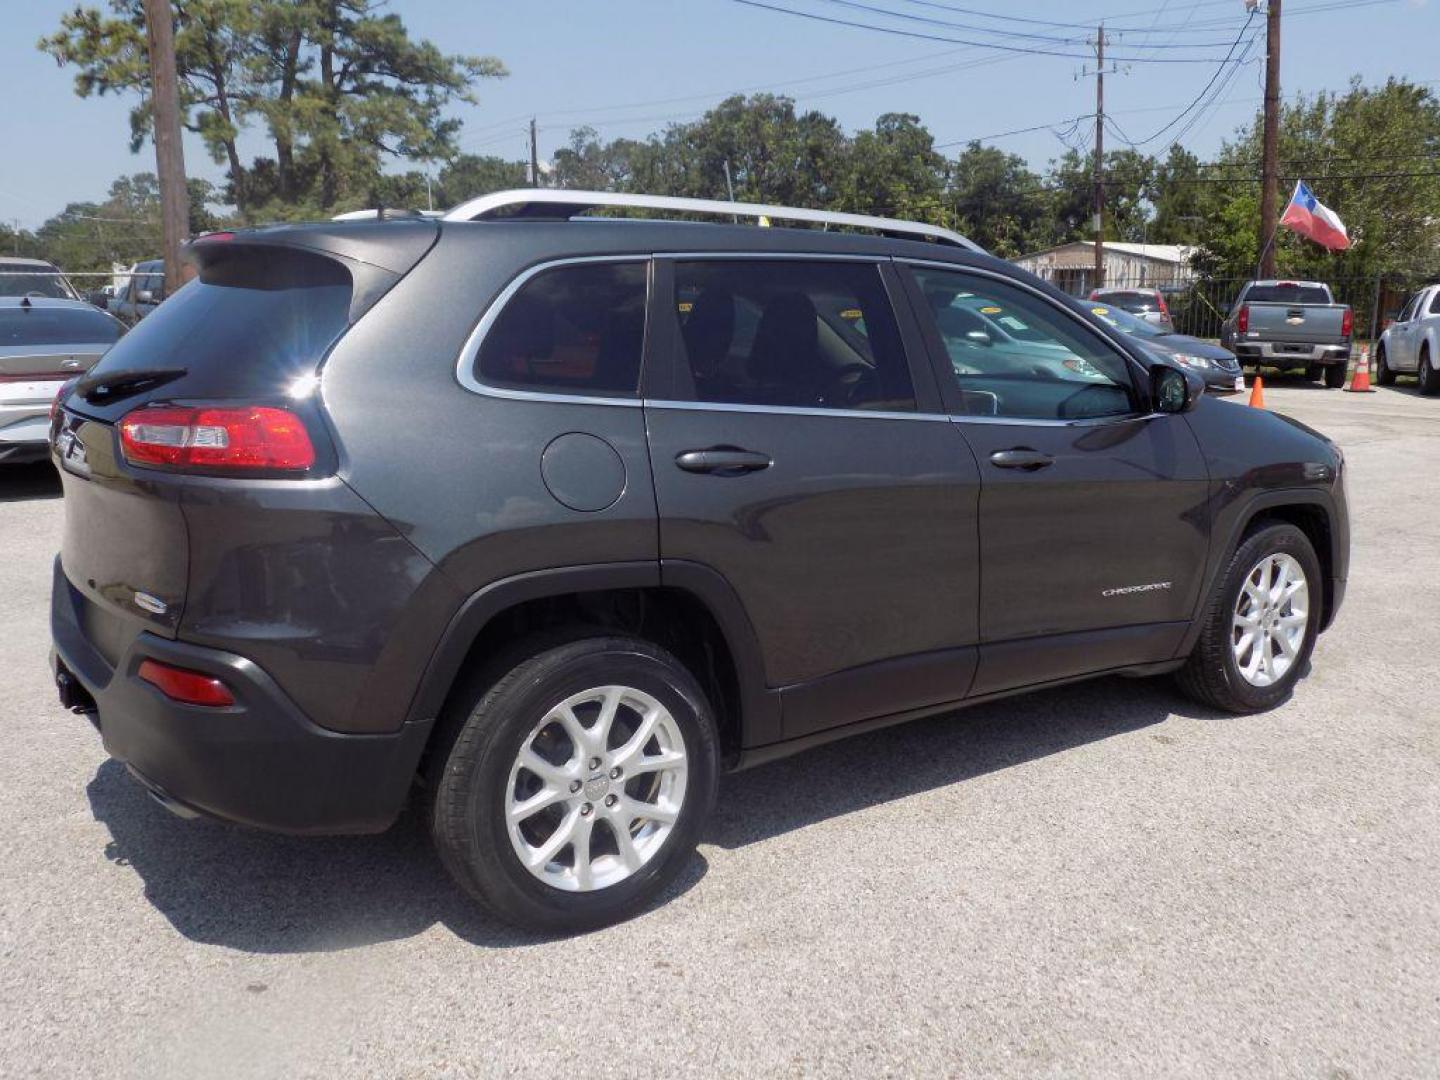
[454, 254, 647, 406]
[898, 256, 1155, 423]
[643, 399, 949, 422]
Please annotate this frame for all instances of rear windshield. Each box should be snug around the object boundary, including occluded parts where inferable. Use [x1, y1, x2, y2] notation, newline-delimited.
[0, 268, 75, 299]
[83, 248, 352, 398]
[1097, 291, 1160, 312]
[1245, 284, 1330, 305]
[0, 306, 123, 346]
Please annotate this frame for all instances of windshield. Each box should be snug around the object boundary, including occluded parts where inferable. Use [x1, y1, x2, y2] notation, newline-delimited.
[1095, 290, 1161, 314]
[1245, 284, 1330, 305]
[0, 267, 76, 300]
[0, 306, 124, 346]
[1087, 303, 1167, 338]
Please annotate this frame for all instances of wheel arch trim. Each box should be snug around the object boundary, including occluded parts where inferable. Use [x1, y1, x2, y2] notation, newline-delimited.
[403, 560, 780, 750]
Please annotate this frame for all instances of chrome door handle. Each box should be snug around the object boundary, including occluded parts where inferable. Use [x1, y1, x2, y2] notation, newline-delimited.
[989, 448, 1054, 471]
[675, 448, 772, 475]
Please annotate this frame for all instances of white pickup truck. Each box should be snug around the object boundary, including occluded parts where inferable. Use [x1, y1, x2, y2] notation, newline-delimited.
[1377, 283, 1440, 395]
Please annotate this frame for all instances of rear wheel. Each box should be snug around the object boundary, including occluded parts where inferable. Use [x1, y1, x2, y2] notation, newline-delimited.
[1177, 522, 1321, 714]
[1323, 362, 1347, 389]
[1307, 363, 1323, 382]
[431, 635, 718, 932]
[1419, 346, 1440, 396]
[1376, 345, 1396, 386]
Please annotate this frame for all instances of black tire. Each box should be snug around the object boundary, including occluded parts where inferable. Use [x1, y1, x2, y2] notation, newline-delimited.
[1419, 346, 1440, 396]
[1376, 345, 1396, 386]
[1307, 363, 1323, 382]
[1323, 362, 1347, 389]
[430, 635, 719, 933]
[1176, 522, 1322, 714]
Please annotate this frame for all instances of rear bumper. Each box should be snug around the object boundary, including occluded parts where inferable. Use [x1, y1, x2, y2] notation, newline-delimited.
[50, 557, 432, 834]
[1234, 341, 1351, 364]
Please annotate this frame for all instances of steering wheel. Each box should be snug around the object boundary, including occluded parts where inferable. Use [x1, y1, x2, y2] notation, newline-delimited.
[1057, 383, 1126, 419]
[824, 361, 874, 406]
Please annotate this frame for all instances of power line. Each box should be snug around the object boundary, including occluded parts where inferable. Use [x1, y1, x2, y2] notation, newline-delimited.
[814, 0, 1244, 46]
[727, 0, 1256, 62]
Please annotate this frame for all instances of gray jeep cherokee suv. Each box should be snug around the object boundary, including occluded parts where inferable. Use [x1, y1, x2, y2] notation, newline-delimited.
[50, 191, 1349, 931]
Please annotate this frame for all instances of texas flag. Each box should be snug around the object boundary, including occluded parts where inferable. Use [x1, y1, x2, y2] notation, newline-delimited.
[1279, 180, 1350, 251]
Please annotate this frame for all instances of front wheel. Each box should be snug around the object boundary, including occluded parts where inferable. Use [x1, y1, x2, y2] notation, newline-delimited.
[1376, 345, 1396, 386]
[1323, 362, 1347, 389]
[431, 635, 719, 932]
[1176, 522, 1322, 714]
[1419, 347, 1440, 396]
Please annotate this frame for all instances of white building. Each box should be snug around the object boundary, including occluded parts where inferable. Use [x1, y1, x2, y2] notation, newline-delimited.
[1012, 241, 1196, 296]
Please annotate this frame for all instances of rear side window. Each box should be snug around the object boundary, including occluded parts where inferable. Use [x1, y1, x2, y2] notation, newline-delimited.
[0, 306, 123, 346]
[1245, 284, 1330, 305]
[476, 262, 647, 397]
[671, 260, 915, 412]
[1429, 291, 1440, 316]
[83, 248, 352, 397]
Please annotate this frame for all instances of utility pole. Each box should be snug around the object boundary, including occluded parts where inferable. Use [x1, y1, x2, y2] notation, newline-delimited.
[529, 118, 540, 187]
[1092, 24, 1108, 292]
[1258, 0, 1282, 278]
[141, 0, 189, 298]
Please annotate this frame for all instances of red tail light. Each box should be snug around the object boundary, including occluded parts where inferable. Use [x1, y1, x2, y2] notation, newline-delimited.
[119, 404, 316, 474]
[1156, 291, 1171, 318]
[50, 376, 80, 424]
[1341, 307, 1353, 337]
[1237, 304, 1249, 334]
[1088, 290, 1100, 300]
[138, 659, 235, 707]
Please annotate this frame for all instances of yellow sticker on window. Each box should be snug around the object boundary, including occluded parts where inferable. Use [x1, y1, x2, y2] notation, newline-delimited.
[677, 301, 693, 313]
[839, 308, 862, 320]
[1091, 306, 1109, 316]
[979, 306, 1003, 315]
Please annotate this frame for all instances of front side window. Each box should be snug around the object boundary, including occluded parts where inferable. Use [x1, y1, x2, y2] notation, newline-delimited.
[477, 261, 646, 396]
[672, 260, 915, 412]
[910, 266, 1136, 421]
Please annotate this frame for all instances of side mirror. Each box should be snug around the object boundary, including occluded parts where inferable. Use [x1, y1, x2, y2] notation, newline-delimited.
[964, 329, 993, 347]
[1152, 363, 1204, 414]
[136, 289, 156, 304]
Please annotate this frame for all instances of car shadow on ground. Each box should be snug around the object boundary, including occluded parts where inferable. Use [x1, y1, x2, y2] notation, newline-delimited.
[87, 673, 1206, 954]
[0, 462, 61, 502]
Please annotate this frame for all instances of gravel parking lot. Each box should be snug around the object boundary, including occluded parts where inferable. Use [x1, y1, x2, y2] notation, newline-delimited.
[2, 380, 1437, 1079]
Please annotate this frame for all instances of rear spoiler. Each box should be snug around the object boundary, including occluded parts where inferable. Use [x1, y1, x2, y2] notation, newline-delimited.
[187, 220, 439, 322]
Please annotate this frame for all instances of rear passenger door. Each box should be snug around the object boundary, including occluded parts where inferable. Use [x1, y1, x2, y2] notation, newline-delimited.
[644, 257, 981, 743]
[899, 261, 1211, 697]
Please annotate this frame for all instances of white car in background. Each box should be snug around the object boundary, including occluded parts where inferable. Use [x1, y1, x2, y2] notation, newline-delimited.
[1377, 284, 1440, 395]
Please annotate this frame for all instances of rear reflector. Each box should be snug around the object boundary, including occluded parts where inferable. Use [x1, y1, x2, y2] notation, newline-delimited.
[119, 404, 315, 473]
[137, 659, 235, 707]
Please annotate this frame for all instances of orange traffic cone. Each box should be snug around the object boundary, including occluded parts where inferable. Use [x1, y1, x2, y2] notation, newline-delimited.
[1345, 346, 1374, 392]
[1248, 374, 1266, 409]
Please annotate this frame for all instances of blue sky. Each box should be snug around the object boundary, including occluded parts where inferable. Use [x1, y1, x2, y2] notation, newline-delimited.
[2, 0, 1434, 227]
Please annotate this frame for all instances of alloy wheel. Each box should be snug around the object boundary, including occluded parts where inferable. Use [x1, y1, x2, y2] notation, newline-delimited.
[505, 685, 688, 892]
[1231, 553, 1309, 688]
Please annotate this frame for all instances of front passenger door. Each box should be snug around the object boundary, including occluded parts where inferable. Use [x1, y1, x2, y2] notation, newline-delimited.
[901, 262, 1212, 696]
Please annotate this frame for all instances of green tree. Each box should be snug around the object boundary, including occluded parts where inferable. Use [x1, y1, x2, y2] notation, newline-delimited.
[437, 155, 528, 204]
[833, 113, 949, 225]
[41, 0, 507, 216]
[948, 142, 1049, 257]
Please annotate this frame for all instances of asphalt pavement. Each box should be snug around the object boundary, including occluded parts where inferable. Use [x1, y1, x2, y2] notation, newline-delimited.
[2, 378, 1437, 1078]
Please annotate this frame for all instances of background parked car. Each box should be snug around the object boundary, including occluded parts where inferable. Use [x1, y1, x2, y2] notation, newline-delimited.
[1377, 282, 1440, 395]
[111, 259, 166, 324]
[0, 256, 81, 301]
[1088, 286, 1175, 332]
[1219, 279, 1353, 388]
[0, 296, 124, 463]
[1084, 301, 1244, 393]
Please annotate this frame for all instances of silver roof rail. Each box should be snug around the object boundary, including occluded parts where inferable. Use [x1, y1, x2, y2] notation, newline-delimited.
[440, 189, 985, 253]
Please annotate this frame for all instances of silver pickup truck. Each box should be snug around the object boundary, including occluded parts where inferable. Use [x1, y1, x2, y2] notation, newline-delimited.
[1220, 280, 1353, 388]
